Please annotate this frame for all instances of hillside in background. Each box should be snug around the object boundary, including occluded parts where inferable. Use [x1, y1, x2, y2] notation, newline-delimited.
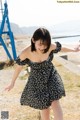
[21, 26, 39, 36]
[0, 20, 80, 37]
[19, 20, 80, 36]
[11, 23, 24, 35]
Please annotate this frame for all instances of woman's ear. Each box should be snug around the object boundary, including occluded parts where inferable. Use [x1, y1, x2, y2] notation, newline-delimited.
[32, 38, 35, 43]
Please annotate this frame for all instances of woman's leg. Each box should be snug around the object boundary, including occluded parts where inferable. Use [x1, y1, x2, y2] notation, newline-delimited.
[51, 100, 63, 120]
[40, 107, 50, 120]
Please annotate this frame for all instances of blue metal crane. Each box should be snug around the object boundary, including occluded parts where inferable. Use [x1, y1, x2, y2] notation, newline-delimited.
[0, 0, 17, 60]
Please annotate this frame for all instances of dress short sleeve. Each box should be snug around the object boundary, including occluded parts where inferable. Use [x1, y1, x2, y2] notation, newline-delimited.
[53, 42, 62, 53]
[15, 56, 29, 66]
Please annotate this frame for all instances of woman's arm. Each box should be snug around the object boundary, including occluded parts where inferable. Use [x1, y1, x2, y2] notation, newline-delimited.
[11, 65, 23, 84]
[61, 47, 78, 52]
[5, 47, 30, 91]
[5, 64, 23, 91]
[51, 42, 80, 52]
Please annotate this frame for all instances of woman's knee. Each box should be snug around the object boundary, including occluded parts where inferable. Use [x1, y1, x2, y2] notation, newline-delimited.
[51, 100, 63, 119]
[40, 107, 50, 120]
[51, 100, 61, 108]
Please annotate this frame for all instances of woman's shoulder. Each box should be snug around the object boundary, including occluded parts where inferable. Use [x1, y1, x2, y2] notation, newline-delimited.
[50, 42, 61, 50]
[19, 46, 31, 60]
[49, 42, 62, 53]
[50, 43, 56, 51]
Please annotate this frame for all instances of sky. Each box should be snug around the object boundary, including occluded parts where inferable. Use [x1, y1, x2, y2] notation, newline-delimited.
[0, 0, 80, 27]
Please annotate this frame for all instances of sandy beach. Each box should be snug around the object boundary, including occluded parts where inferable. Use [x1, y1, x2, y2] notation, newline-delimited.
[0, 38, 80, 120]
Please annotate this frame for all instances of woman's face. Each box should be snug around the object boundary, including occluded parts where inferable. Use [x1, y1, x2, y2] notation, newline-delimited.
[34, 39, 47, 53]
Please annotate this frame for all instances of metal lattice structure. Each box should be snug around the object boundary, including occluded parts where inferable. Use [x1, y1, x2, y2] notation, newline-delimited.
[0, 0, 17, 60]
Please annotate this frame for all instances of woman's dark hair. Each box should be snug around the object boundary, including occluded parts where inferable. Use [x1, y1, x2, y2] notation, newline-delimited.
[31, 28, 51, 53]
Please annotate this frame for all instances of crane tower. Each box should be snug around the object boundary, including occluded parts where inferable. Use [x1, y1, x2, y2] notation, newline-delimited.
[0, 0, 17, 60]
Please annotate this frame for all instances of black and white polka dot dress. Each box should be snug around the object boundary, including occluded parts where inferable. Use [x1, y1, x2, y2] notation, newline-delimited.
[16, 42, 66, 110]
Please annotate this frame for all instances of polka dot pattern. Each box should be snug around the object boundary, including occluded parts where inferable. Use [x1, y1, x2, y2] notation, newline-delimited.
[15, 42, 66, 110]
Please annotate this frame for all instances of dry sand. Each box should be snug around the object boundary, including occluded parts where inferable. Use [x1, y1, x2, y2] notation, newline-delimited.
[0, 61, 80, 120]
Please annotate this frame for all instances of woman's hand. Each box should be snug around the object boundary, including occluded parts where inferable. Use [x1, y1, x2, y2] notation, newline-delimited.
[5, 82, 15, 91]
[74, 45, 80, 52]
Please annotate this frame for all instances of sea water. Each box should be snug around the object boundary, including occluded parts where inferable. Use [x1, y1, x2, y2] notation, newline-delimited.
[52, 36, 80, 45]
[52, 36, 80, 68]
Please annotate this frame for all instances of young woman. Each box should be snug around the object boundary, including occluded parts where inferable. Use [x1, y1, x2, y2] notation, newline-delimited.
[5, 28, 80, 120]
